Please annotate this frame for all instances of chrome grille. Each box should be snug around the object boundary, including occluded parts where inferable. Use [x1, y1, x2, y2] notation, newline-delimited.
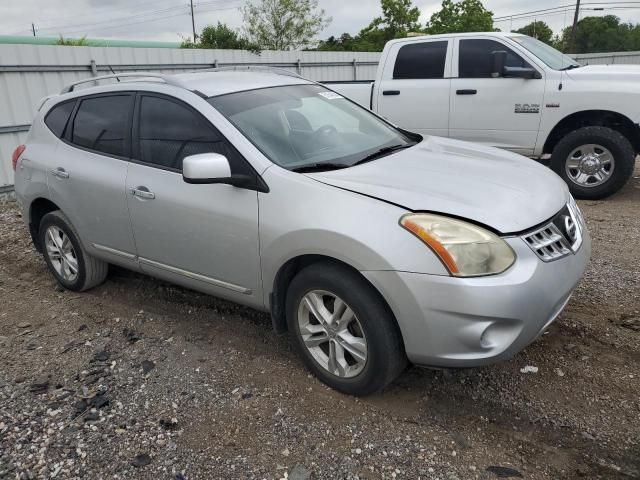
[522, 199, 584, 262]
[523, 223, 572, 261]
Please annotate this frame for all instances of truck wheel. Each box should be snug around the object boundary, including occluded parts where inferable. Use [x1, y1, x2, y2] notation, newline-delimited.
[286, 262, 407, 396]
[550, 126, 635, 199]
[39, 211, 108, 292]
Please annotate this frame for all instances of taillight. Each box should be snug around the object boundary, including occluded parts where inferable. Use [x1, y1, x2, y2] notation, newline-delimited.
[11, 145, 26, 171]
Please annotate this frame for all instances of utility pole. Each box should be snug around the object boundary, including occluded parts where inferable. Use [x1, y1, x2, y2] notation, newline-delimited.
[31, 23, 36, 36]
[189, 0, 197, 42]
[569, 0, 581, 53]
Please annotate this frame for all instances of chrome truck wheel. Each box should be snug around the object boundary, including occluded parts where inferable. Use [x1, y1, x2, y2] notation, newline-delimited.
[565, 144, 614, 188]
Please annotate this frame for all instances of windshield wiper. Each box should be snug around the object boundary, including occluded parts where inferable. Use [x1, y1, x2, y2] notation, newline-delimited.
[291, 162, 349, 173]
[560, 64, 581, 71]
[353, 143, 416, 166]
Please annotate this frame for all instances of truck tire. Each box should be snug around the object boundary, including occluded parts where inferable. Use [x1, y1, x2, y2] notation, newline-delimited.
[286, 262, 407, 396]
[550, 126, 635, 199]
[39, 211, 109, 292]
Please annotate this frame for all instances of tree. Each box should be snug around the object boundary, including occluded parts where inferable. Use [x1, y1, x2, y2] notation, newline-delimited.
[426, 0, 495, 34]
[242, 0, 331, 50]
[181, 22, 258, 51]
[514, 21, 554, 45]
[317, 0, 422, 52]
[316, 33, 357, 51]
[557, 15, 631, 53]
[355, 0, 422, 51]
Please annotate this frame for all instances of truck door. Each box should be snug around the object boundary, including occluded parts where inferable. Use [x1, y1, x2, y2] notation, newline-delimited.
[375, 39, 451, 137]
[449, 37, 545, 155]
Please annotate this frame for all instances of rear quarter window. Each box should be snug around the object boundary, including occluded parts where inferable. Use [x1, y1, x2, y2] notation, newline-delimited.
[44, 100, 75, 138]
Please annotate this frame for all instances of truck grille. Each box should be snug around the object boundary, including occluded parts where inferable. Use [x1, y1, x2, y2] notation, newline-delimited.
[522, 199, 584, 262]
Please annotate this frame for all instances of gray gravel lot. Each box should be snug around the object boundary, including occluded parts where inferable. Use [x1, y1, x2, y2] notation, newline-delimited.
[0, 168, 639, 479]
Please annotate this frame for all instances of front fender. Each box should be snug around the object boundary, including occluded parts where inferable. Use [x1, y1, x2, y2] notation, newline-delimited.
[259, 167, 449, 307]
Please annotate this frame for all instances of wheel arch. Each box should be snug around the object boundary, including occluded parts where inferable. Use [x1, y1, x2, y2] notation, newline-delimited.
[28, 197, 61, 252]
[543, 110, 640, 154]
[268, 254, 401, 340]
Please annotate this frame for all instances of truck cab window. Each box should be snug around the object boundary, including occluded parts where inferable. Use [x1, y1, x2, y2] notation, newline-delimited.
[459, 39, 531, 78]
[393, 41, 448, 79]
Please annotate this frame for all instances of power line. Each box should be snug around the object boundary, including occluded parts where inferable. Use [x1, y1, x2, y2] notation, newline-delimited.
[494, 2, 640, 21]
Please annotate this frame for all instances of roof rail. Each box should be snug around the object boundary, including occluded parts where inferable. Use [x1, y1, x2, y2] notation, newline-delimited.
[197, 65, 305, 79]
[60, 72, 189, 94]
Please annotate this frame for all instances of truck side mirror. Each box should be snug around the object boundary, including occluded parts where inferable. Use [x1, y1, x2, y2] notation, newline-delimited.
[491, 50, 507, 78]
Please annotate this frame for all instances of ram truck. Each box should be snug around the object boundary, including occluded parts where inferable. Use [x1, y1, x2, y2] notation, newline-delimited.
[329, 31, 639, 199]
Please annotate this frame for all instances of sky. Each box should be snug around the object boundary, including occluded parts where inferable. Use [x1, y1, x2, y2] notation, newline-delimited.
[2, 0, 640, 44]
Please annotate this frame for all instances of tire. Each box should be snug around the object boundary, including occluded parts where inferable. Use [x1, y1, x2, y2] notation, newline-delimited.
[286, 262, 407, 396]
[38, 211, 108, 292]
[550, 126, 636, 199]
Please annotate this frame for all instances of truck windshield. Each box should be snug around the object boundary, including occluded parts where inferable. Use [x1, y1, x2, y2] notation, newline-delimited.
[208, 84, 415, 171]
[509, 35, 580, 71]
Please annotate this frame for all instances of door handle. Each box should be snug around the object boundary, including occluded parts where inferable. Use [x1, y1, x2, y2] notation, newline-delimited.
[456, 89, 477, 95]
[50, 168, 69, 179]
[130, 187, 155, 200]
[382, 90, 400, 96]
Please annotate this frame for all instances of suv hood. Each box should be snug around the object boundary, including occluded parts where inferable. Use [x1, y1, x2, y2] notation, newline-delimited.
[307, 136, 569, 233]
[566, 64, 640, 82]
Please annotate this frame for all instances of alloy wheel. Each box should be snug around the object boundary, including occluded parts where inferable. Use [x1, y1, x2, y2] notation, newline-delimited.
[297, 290, 367, 378]
[44, 225, 79, 282]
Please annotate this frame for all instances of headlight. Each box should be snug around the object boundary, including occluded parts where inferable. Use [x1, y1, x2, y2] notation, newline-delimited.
[400, 213, 515, 277]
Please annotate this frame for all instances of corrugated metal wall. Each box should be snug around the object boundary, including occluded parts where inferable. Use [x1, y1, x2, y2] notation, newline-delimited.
[2, 43, 640, 187]
[573, 51, 640, 64]
[0, 44, 381, 187]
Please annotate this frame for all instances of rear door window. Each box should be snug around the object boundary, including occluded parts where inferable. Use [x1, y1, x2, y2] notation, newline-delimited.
[45, 100, 75, 138]
[71, 95, 133, 157]
[393, 41, 448, 79]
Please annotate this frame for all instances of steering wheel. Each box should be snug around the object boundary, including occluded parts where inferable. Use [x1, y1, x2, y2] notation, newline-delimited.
[315, 124, 338, 137]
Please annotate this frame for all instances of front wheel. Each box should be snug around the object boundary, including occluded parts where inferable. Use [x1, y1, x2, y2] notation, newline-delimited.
[286, 262, 407, 396]
[550, 126, 636, 199]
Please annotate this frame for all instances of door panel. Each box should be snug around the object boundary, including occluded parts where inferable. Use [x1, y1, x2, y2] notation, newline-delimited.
[449, 38, 545, 154]
[126, 92, 262, 308]
[46, 94, 137, 265]
[125, 163, 261, 306]
[376, 39, 451, 137]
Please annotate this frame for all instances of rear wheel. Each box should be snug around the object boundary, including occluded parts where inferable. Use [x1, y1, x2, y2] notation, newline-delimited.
[286, 262, 407, 396]
[39, 211, 108, 291]
[550, 126, 635, 199]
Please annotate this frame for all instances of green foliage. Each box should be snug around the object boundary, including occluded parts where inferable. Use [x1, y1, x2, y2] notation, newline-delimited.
[514, 21, 554, 46]
[317, 0, 422, 52]
[180, 22, 259, 52]
[55, 35, 89, 46]
[426, 0, 495, 34]
[557, 15, 638, 53]
[242, 0, 331, 50]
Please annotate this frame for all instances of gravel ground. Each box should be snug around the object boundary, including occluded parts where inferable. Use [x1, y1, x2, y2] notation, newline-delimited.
[0, 169, 639, 480]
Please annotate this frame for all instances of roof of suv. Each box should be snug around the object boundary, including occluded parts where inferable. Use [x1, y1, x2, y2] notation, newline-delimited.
[173, 71, 312, 97]
[58, 70, 313, 100]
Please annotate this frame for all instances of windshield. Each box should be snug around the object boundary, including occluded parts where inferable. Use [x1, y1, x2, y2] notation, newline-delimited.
[208, 84, 415, 171]
[509, 35, 580, 70]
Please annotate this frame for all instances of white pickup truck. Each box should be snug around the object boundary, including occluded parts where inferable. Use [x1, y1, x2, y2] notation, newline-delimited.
[330, 31, 638, 199]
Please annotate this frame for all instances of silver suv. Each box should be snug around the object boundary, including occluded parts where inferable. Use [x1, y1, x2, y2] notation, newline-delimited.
[13, 70, 590, 395]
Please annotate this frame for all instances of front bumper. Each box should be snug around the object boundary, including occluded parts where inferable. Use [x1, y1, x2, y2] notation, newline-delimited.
[362, 229, 591, 367]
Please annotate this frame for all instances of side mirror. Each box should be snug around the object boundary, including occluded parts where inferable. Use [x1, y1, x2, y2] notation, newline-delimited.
[503, 66, 542, 79]
[491, 50, 507, 78]
[182, 153, 254, 188]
